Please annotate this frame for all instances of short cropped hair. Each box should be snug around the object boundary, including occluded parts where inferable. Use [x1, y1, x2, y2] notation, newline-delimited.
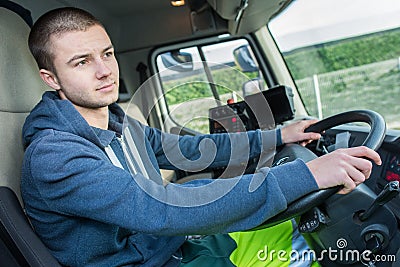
[28, 7, 104, 74]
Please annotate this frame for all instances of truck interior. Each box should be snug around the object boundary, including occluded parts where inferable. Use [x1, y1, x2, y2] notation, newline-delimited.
[1, 0, 400, 266]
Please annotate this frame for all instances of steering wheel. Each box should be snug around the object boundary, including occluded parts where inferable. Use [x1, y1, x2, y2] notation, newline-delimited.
[251, 110, 386, 231]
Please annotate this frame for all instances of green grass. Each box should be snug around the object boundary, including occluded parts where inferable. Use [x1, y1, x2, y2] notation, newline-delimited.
[284, 28, 400, 79]
[296, 59, 400, 129]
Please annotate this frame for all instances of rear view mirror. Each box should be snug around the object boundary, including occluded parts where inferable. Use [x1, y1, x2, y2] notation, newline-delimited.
[160, 51, 193, 72]
[233, 45, 258, 72]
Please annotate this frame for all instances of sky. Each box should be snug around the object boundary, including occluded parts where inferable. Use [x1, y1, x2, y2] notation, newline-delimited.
[269, 0, 400, 51]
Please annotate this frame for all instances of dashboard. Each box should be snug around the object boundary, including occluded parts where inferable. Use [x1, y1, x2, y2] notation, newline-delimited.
[377, 132, 400, 218]
[206, 86, 400, 219]
[384, 153, 400, 184]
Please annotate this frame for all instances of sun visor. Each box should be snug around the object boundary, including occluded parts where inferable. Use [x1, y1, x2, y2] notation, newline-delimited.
[207, 0, 293, 35]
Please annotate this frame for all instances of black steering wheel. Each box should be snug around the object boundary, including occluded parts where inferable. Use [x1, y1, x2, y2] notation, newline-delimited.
[251, 110, 386, 230]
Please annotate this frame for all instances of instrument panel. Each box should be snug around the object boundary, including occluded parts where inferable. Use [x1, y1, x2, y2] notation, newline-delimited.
[385, 154, 400, 183]
[369, 134, 400, 218]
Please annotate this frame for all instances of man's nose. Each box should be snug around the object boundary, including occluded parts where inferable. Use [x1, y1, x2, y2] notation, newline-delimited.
[95, 60, 112, 79]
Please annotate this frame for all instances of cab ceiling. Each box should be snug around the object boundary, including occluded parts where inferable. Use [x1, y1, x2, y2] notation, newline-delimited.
[15, 0, 293, 52]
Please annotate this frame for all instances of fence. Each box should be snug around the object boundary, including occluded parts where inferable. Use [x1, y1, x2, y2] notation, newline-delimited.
[296, 58, 400, 129]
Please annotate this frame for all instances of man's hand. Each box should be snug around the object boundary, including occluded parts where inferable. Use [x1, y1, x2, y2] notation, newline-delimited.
[281, 119, 321, 145]
[306, 146, 382, 194]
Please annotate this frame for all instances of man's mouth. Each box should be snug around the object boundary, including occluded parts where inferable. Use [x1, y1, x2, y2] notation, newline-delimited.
[97, 81, 115, 92]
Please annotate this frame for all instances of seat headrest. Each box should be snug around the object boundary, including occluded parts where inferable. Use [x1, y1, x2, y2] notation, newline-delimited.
[0, 7, 47, 113]
[0, 0, 33, 27]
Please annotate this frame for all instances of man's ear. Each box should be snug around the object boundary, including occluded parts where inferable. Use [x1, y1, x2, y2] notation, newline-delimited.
[39, 69, 61, 90]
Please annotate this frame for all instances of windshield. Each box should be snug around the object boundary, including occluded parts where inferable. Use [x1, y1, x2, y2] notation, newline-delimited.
[155, 38, 264, 133]
[269, 0, 400, 130]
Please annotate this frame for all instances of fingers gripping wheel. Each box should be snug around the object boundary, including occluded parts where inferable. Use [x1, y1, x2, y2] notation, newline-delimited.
[251, 110, 386, 230]
[305, 110, 386, 150]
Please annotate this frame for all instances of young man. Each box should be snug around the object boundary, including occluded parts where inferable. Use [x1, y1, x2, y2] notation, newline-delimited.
[22, 7, 381, 267]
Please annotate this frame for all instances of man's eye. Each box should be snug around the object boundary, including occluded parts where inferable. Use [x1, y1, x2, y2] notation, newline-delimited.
[104, 51, 114, 58]
[76, 60, 88, 67]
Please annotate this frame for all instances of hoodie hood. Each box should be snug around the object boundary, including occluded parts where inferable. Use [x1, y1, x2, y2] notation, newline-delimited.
[23, 91, 124, 149]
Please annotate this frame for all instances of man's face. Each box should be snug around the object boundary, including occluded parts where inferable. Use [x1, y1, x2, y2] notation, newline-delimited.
[48, 25, 119, 110]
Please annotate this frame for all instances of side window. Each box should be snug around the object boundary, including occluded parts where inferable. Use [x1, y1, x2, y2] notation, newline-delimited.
[156, 39, 264, 133]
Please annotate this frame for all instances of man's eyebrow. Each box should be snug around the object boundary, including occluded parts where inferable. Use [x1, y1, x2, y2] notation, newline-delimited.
[67, 53, 90, 65]
[66, 45, 114, 64]
[103, 45, 114, 53]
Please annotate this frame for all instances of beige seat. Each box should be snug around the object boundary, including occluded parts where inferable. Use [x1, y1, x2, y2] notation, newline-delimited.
[0, 7, 47, 203]
[0, 7, 61, 266]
